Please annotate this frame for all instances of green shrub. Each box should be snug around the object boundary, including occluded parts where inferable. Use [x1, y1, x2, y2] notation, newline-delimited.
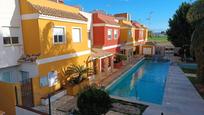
[77, 87, 112, 115]
[114, 54, 127, 63]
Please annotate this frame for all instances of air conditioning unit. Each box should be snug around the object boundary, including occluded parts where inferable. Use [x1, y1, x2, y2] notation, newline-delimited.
[58, 0, 64, 3]
[49, 0, 64, 3]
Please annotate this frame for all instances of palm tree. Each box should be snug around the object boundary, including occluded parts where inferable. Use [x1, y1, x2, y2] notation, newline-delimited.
[63, 64, 92, 85]
[187, 0, 204, 83]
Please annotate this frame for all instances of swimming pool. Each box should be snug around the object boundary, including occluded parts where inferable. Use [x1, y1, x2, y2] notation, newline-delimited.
[106, 59, 170, 104]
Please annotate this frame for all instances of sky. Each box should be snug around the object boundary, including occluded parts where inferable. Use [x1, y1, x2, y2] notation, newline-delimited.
[64, 0, 193, 32]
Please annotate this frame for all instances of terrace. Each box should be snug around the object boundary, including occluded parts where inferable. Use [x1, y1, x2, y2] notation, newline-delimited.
[32, 41, 204, 115]
[33, 55, 145, 115]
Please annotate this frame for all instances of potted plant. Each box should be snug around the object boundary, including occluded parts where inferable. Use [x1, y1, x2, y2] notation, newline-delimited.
[114, 54, 127, 68]
[63, 64, 92, 95]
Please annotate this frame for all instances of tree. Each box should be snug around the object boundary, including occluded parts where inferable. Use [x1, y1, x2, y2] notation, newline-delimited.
[77, 87, 112, 115]
[148, 30, 154, 38]
[166, 2, 194, 47]
[187, 0, 204, 83]
[187, 0, 204, 25]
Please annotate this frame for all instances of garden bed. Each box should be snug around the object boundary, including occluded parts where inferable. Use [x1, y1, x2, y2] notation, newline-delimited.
[187, 77, 204, 99]
[110, 98, 148, 115]
[181, 68, 197, 74]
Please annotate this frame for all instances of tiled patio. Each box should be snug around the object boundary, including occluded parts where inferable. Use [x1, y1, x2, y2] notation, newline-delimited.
[34, 95, 76, 115]
[94, 55, 144, 87]
[143, 65, 204, 115]
[33, 56, 204, 115]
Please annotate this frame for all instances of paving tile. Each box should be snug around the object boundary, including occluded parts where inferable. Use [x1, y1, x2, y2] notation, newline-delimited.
[144, 65, 204, 115]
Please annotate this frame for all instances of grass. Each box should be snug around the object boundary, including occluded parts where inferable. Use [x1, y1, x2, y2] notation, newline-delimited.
[148, 36, 168, 43]
[181, 68, 197, 74]
[188, 76, 198, 84]
[187, 76, 204, 99]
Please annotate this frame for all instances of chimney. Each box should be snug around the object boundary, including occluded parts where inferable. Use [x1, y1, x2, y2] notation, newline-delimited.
[114, 13, 130, 21]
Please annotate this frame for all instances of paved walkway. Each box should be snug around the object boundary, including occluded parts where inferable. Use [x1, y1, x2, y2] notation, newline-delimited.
[143, 65, 204, 115]
[93, 55, 144, 87]
[34, 95, 76, 115]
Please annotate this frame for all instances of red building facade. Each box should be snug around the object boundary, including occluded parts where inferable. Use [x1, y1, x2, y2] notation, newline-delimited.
[92, 12, 121, 54]
[131, 21, 145, 43]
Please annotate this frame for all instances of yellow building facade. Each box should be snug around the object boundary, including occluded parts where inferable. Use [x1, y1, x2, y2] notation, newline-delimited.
[19, 0, 91, 106]
[119, 20, 136, 46]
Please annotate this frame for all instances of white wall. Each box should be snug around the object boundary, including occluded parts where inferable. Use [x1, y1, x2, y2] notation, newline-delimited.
[19, 63, 38, 78]
[0, 0, 24, 69]
[80, 11, 93, 48]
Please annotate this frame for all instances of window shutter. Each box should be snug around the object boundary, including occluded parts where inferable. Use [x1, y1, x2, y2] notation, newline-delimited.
[72, 28, 81, 42]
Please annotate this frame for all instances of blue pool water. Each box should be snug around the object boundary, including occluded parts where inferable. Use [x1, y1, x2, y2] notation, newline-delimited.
[107, 59, 170, 104]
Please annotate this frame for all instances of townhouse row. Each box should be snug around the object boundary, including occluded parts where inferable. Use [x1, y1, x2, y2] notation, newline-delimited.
[0, 0, 153, 114]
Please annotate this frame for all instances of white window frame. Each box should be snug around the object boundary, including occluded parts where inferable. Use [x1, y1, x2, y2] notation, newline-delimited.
[72, 27, 82, 43]
[114, 29, 118, 39]
[107, 29, 112, 40]
[53, 26, 66, 44]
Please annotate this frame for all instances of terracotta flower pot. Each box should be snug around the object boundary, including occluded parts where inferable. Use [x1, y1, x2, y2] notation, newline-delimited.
[114, 61, 122, 68]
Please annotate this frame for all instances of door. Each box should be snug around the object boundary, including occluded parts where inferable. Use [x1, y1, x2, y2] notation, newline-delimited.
[135, 46, 140, 54]
[20, 71, 34, 107]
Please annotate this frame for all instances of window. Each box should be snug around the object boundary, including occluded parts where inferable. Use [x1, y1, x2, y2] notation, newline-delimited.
[2, 27, 20, 45]
[53, 27, 65, 44]
[21, 71, 29, 83]
[11, 37, 19, 44]
[107, 29, 112, 40]
[114, 30, 118, 39]
[1, 72, 11, 82]
[139, 31, 144, 39]
[3, 37, 19, 45]
[3, 37, 11, 45]
[72, 28, 82, 43]
[128, 30, 132, 38]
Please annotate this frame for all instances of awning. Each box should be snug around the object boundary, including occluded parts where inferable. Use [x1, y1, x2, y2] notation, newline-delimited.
[90, 48, 113, 60]
[120, 46, 134, 50]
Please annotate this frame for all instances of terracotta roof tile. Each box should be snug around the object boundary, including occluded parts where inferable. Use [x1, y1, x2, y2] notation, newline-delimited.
[131, 21, 142, 28]
[121, 23, 132, 28]
[95, 12, 119, 26]
[145, 42, 156, 46]
[30, 3, 87, 21]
